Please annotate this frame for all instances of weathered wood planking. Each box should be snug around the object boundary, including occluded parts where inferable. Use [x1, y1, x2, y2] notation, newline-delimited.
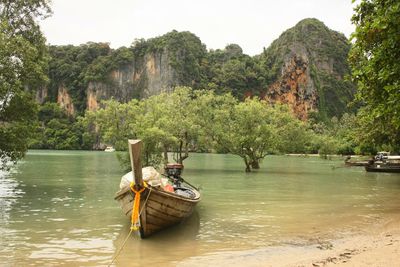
[115, 184, 200, 238]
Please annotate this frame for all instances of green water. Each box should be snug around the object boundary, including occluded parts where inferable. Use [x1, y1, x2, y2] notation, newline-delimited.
[1, 151, 400, 266]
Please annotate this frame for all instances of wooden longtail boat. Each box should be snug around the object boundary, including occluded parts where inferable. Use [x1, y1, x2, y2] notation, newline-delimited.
[114, 140, 201, 238]
[365, 152, 400, 173]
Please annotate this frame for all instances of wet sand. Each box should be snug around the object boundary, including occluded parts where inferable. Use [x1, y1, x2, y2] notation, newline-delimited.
[177, 214, 400, 267]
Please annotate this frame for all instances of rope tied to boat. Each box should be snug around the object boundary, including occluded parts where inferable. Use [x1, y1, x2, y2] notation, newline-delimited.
[108, 184, 152, 267]
[129, 182, 146, 231]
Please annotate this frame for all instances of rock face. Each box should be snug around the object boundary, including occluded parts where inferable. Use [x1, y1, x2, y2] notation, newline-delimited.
[86, 49, 178, 111]
[260, 18, 355, 120]
[267, 55, 316, 120]
[57, 85, 75, 115]
[36, 87, 47, 104]
[143, 50, 177, 97]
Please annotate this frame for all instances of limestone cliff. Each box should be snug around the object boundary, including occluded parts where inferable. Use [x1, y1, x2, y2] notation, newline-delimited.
[57, 85, 75, 115]
[46, 31, 205, 114]
[46, 26, 353, 120]
[85, 49, 179, 111]
[260, 18, 355, 120]
[266, 55, 317, 120]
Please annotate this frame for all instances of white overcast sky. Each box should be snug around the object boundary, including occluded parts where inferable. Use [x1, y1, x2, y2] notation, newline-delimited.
[40, 0, 356, 56]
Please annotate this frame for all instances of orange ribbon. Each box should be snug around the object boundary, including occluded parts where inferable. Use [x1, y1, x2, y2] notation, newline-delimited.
[130, 182, 146, 231]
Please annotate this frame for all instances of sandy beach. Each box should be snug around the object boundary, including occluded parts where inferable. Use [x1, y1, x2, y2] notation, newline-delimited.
[177, 214, 400, 267]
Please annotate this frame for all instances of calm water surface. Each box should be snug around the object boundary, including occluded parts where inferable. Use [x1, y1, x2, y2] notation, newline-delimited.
[1, 151, 400, 266]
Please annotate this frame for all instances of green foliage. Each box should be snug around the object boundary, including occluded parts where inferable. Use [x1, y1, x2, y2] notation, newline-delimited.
[212, 98, 278, 172]
[85, 99, 139, 151]
[84, 46, 135, 83]
[132, 31, 207, 87]
[273, 105, 314, 153]
[204, 98, 312, 171]
[316, 135, 341, 159]
[82, 87, 364, 171]
[0, 0, 50, 169]
[30, 103, 88, 150]
[203, 44, 264, 99]
[86, 86, 368, 171]
[306, 113, 369, 156]
[349, 0, 400, 152]
[0, 92, 39, 168]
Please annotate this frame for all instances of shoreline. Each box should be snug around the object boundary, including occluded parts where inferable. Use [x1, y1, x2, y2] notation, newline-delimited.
[178, 214, 400, 267]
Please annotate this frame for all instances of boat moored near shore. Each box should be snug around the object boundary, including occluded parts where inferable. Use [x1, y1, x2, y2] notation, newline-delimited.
[114, 140, 201, 238]
[365, 152, 400, 173]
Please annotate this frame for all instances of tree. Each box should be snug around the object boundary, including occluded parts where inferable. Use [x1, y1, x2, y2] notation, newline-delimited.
[273, 105, 313, 154]
[85, 87, 201, 168]
[349, 0, 400, 151]
[0, 0, 51, 169]
[134, 87, 199, 165]
[194, 91, 311, 172]
[199, 96, 277, 172]
[135, 93, 174, 166]
[87, 99, 139, 151]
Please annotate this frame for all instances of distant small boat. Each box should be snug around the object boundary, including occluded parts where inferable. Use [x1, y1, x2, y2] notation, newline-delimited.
[115, 140, 201, 238]
[104, 146, 115, 152]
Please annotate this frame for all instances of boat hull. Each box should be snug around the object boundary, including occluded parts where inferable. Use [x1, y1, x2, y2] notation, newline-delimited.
[365, 164, 400, 173]
[115, 185, 200, 238]
[345, 161, 370, 167]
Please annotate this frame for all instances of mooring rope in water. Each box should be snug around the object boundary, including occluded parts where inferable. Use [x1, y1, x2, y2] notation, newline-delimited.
[108, 186, 152, 267]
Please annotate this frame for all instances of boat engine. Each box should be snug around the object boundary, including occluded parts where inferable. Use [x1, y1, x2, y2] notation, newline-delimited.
[164, 163, 184, 187]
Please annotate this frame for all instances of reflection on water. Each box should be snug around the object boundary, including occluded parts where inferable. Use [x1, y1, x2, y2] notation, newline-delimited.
[1, 151, 400, 266]
[0, 168, 25, 264]
[113, 211, 200, 267]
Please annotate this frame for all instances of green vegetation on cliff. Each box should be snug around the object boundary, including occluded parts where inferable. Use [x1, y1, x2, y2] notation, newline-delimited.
[258, 18, 356, 120]
[203, 44, 264, 98]
[47, 43, 137, 113]
[46, 31, 207, 113]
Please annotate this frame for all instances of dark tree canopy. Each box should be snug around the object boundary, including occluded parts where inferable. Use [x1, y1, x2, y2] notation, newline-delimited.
[349, 0, 400, 151]
[0, 0, 51, 169]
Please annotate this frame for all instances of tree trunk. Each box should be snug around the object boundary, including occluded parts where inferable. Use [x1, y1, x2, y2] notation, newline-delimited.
[176, 133, 190, 164]
[250, 159, 260, 169]
[245, 164, 251, 172]
[163, 144, 169, 164]
[178, 140, 183, 164]
[183, 132, 189, 161]
[243, 157, 251, 172]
